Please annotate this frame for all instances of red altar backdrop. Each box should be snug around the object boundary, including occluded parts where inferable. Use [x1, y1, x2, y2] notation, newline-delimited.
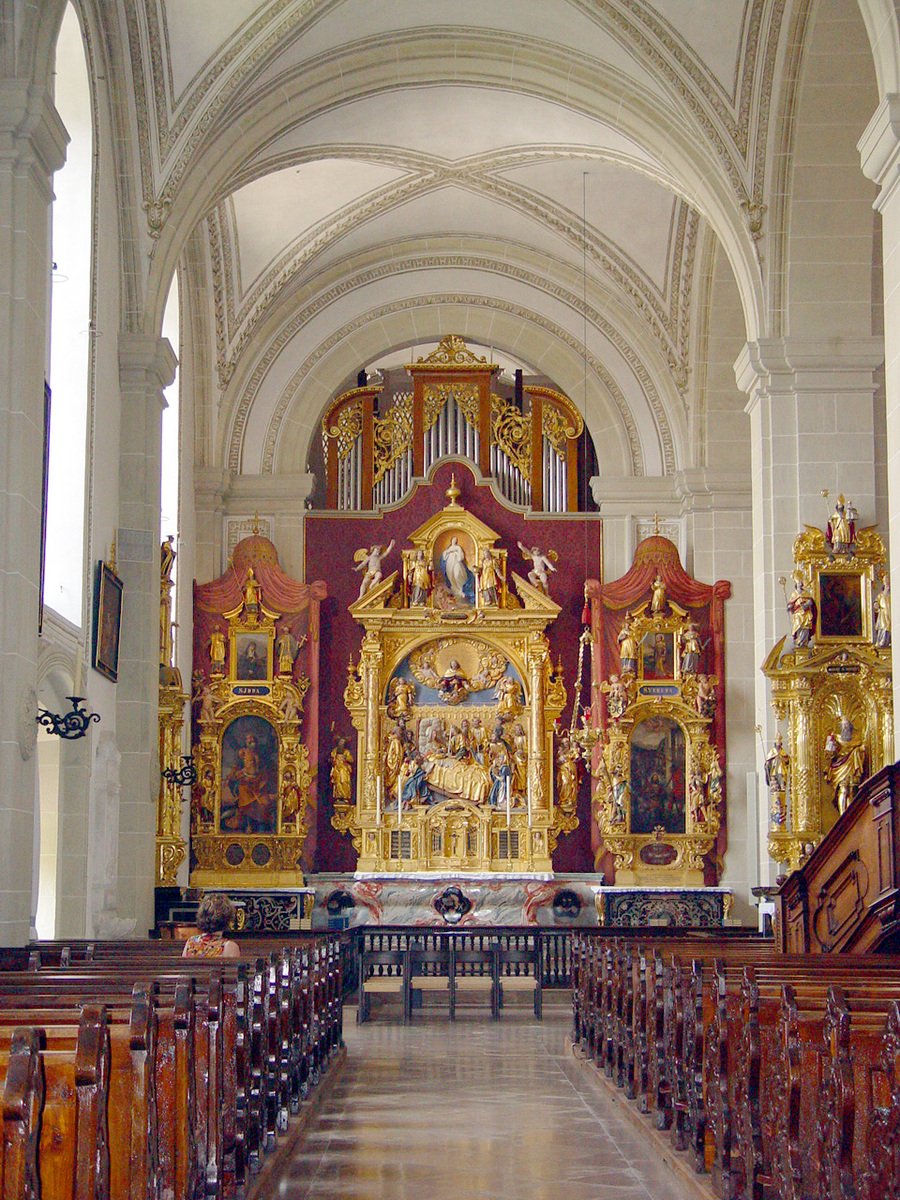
[305, 461, 602, 873]
[586, 536, 732, 884]
[193, 534, 326, 869]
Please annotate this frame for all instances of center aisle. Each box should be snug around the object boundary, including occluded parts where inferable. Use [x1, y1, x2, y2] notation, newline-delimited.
[275, 1009, 698, 1200]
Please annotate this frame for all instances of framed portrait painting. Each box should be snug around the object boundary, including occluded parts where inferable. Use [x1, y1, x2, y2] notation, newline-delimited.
[817, 571, 867, 642]
[92, 560, 123, 681]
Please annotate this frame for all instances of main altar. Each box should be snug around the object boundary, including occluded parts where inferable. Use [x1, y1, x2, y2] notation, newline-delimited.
[331, 478, 571, 874]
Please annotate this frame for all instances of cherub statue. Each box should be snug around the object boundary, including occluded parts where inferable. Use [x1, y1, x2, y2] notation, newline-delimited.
[279, 690, 301, 724]
[198, 681, 216, 724]
[517, 542, 558, 594]
[600, 673, 630, 722]
[353, 540, 395, 598]
[387, 676, 416, 719]
[693, 673, 716, 719]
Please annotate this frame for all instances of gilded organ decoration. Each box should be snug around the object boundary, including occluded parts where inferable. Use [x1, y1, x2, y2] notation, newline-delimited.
[762, 515, 893, 870]
[332, 485, 568, 872]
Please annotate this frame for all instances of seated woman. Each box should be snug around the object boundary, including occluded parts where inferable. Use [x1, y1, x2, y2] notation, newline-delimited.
[182, 894, 241, 959]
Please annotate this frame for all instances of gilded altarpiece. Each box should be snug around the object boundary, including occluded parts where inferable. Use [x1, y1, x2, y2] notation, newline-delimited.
[587, 536, 731, 886]
[190, 534, 326, 887]
[762, 521, 893, 870]
[333, 487, 569, 872]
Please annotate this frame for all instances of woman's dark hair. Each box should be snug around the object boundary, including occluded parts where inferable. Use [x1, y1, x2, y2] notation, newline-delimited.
[195, 893, 236, 935]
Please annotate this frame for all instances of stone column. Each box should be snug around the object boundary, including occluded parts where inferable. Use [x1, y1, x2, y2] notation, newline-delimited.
[735, 338, 882, 883]
[860, 96, 900, 722]
[0, 83, 67, 942]
[115, 334, 177, 935]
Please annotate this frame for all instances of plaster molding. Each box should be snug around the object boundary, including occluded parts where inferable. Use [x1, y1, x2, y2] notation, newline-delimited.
[735, 337, 886, 408]
[118, 333, 178, 397]
[859, 93, 900, 208]
[0, 81, 68, 187]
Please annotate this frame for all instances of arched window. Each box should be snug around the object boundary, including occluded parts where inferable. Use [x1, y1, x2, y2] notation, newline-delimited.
[44, 2, 92, 625]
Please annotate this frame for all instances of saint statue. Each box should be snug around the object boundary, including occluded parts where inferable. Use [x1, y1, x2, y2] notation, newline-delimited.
[786, 573, 816, 648]
[160, 535, 176, 584]
[826, 495, 856, 556]
[436, 659, 470, 705]
[617, 616, 638, 675]
[824, 716, 866, 814]
[556, 734, 579, 816]
[353, 540, 395, 599]
[680, 619, 702, 674]
[276, 630, 295, 674]
[209, 628, 226, 673]
[875, 575, 891, 648]
[440, 537, 475, 603]
[650, 574, 667, 615]
[764, 732, 789, 828]
[243, 566, 261, 612]
[387, 676, 416, 719]
[478, 548, 499, 606]
[409, 549, 431, 606]
[329, 736, 353, 801]
[495, 674, 523, 718]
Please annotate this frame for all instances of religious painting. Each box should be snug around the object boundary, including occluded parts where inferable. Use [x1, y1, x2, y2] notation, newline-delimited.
[432, 528, 477, 607]
[92, 560, 123, 682]
[818, 571, 865, 641]
[641, 630, 675, 681]
[220, 715, 279, 834]
[629, 716, 686, 835]
[234, 631, 270, 680]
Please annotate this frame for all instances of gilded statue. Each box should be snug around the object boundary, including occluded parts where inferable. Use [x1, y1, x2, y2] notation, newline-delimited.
[875, 574, 891, 648]
[330, 736, 353, 801]
[764, 732, 789, 828]
[786, 572, 816, 648]
[437, 659, 470, 705]
[209, 628, 226, 673]
[495, 674, 523, 718]
[601, 673, 630, 722]
[556, 733, 579, 816]
[680, 618, 702, 674]
[387, 676, 416, 719]
[517, 542, 558, 594]
[277, 630, 295, 674]
[478, 548, 499, 606]
[650, 573, 667, 615]
[616, 616, 638, 675]
[824, 716, 866, 814]
[243, 566, 261, 612]
[825, 494, 857, 556]
[353, 540, 395, 598]
[409, 549, 431, 606]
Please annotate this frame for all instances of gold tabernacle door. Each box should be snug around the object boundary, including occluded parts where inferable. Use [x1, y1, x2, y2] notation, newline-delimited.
[332, 482, 568, 871]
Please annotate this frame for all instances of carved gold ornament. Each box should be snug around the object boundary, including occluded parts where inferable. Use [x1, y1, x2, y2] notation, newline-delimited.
[491, 394, 532, 481]
[373, 393, 413, 485]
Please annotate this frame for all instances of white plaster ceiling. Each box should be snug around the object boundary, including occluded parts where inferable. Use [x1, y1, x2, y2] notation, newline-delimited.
[131, 0, 787, 478]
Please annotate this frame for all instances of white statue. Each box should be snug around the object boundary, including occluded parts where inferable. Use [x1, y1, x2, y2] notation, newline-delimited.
[517, 542, 558, 593]
[353, 540, 395, 598]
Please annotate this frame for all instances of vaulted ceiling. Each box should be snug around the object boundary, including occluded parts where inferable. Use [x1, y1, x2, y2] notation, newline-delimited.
[94, 0, 877, 483]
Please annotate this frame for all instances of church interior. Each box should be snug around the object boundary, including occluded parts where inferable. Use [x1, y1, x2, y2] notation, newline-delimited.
[4, 0, 900, 1196]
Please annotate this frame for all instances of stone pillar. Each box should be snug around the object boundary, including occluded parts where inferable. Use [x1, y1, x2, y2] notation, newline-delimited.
[115, 334, 177, 935]
[860, 96, 900, 722]
[0, 83, 67, 942]
[735, 338, 882, 883]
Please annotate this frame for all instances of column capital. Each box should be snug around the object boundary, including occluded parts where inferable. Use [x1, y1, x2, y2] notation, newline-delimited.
[0, 81, 67, 193]
[859, 94, 900, 208]
[735, 338, 884, 407]
[118, 334, 177, 400]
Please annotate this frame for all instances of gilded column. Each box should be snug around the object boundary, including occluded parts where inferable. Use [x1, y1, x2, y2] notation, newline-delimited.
[789, 683, 815, 836]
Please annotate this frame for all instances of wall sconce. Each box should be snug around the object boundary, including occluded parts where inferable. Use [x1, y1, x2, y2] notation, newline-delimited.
[162, 755, 198, 791]
[36, 697, 100, 740]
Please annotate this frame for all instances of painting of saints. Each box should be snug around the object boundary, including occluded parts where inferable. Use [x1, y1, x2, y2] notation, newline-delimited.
[629, 717, 686, 834]
[220, 716, 279, 833]
[440, 536, 476, 604]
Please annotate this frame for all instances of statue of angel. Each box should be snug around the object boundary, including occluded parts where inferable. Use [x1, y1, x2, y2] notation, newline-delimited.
[353, 540, 395, 598]
[517, 542, 558, 593]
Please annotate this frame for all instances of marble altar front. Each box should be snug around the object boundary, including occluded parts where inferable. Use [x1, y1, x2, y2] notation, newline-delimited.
[595, 885, 734, 928]
[308, 873, 603, 927]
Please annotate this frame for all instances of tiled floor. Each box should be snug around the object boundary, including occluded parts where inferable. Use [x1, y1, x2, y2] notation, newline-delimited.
[276, 1007, 696, 1199]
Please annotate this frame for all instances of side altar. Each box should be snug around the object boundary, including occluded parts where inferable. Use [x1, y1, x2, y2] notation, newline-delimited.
[331, 478, 572, 873]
